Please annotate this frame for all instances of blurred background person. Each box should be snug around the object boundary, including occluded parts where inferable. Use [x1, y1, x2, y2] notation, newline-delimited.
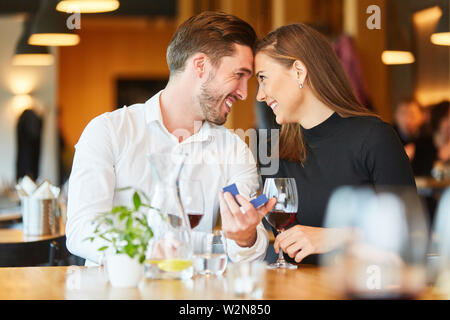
[393, 98, 425, 159]
[393, 98, 437, 177]
[431, 101, 450, 164]
[430, 101, 450, 180]
[16, 108, 43, 182]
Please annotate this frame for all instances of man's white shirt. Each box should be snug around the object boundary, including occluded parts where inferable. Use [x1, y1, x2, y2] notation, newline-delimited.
[66, 91, 269, 265]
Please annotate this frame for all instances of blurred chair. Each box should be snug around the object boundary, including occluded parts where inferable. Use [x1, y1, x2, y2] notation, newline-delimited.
[0, 235, 84, 267]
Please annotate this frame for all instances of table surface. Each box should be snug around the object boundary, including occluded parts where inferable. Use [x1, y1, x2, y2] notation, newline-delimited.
[0, 221, 65, 243]
[0, 265, 446, 300]
[0, 228, 66, 243]
[0, 211, 21, 223]
[0, 206, 21, 224]
[415, 177, 450, 190]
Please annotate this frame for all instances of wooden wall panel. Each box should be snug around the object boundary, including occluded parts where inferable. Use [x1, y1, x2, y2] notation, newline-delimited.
[413, 6, 450, 107]
[354, 0, 390, 121]
[58, 17, 176, 147]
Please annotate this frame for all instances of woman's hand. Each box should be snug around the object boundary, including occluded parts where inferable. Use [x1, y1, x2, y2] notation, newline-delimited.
[273, 225, 348, 263]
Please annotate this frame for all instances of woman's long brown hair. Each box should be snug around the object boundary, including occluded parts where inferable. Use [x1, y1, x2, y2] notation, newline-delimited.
[256, 24, 378, 163]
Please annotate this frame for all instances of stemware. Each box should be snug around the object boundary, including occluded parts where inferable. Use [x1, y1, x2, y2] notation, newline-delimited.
[178, 179, 205, 229]
[263, 178, 298, 269]
[321, 186, 429, 299]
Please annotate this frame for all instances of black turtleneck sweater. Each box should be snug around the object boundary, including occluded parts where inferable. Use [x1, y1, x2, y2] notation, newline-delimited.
[262, 112, 416, 264]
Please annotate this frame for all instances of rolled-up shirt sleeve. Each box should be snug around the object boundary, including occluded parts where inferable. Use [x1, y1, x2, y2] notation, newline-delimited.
[225, 136, 269, 262]
[66, 115, 117, 265]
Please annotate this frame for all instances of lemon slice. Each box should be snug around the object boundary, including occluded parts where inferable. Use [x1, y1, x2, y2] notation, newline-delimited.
[157, 259, 193, 272]
[145, 259, 162, 265]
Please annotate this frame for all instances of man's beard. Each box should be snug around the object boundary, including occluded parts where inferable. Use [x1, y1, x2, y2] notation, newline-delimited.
[198, 73, 227, 125]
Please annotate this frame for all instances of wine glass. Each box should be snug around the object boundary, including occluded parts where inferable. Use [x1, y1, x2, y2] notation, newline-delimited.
[263, 178, 298, 269]
[320, 186, 429, 299]
[432, 187, 450, 295]
[178, 179, 205, 229]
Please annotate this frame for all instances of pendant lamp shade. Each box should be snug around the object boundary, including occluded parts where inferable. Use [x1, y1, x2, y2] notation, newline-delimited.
[381, 51, 416, 65]
[13, 17, 54, 66]
[56, 0, 120, 13]
[381, 1, 415, 65]
[28, 0, 80, 46]
[431, 4, 450, 46]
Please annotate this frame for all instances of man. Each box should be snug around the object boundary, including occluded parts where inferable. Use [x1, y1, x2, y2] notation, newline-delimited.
[392, 98, 436, 176]
[393, 98, 425, 160]
[66, 11, 276, 266]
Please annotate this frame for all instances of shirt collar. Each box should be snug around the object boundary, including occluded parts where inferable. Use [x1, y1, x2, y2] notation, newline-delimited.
[144, 90, 214, 143]
[144, 90, 164, 125]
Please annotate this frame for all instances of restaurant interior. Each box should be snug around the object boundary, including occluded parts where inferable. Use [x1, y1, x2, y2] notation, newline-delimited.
[0, 0, 449, 302]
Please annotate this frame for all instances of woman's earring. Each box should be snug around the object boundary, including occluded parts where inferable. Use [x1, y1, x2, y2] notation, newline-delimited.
[299, 83, 303, 89]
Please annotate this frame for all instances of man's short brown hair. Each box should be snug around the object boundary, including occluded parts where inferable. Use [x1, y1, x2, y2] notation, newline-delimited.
[166, 11, 257, 75]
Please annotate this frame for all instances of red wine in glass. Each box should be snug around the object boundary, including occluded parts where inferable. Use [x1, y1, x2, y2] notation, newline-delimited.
[263, 177, 298, 269]
[187, 213, 204, 229]
[266, 211, 297, 231]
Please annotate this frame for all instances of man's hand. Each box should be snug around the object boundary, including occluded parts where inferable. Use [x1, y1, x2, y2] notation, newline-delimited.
[274, 225, 349, 263]
[219, 192, 276, 248]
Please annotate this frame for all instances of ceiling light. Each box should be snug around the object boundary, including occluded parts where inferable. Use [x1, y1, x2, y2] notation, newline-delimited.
[382, 2, 415, 65]
[28, 0, 80, 46]
[13, 17, 54, 66]
[431, 4, 450, 46]
[56, 0, 120, 13]
[381, 51, 416, 65]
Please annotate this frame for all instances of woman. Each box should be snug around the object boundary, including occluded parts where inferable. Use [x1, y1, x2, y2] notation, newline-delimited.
[255, 24, 415, 265]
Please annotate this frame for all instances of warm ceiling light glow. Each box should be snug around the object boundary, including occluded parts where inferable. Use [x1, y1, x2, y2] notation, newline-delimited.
[56, 0, 120, 13]
[28, 33, 80, 46]
[12, 54, 54, 66]
[29, 0, 80, 47]
[431, 4, 450, 46]
[431, 32, 450, 45]
[381, 51, 415, 65]
[11, 94, 34, 116]
[14, 17, 54, 66]
[8, 73, 38, 95]
[416, 88, 450, 107]
[413, 6, 442, 25]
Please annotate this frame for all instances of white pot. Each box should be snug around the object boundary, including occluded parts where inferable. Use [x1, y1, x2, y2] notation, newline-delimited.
[106, 254, 143, 288]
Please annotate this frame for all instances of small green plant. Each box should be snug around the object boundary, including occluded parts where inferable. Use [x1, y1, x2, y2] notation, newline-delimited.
[85, 188, 157, 264]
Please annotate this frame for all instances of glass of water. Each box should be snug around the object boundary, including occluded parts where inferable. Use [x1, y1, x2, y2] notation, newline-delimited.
[193, 230, 227, 276]
[226, 261, 267, 299]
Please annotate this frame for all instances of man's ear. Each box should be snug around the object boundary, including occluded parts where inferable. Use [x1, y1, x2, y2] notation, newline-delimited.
[192, 53, 207, 78]
[292, 60, 308, 85]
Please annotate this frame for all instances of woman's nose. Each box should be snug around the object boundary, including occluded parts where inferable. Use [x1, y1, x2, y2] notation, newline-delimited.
[256, 86, 266, 102]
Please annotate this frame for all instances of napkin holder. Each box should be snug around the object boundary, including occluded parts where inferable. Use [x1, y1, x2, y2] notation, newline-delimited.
[16, 178, 60, 236]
